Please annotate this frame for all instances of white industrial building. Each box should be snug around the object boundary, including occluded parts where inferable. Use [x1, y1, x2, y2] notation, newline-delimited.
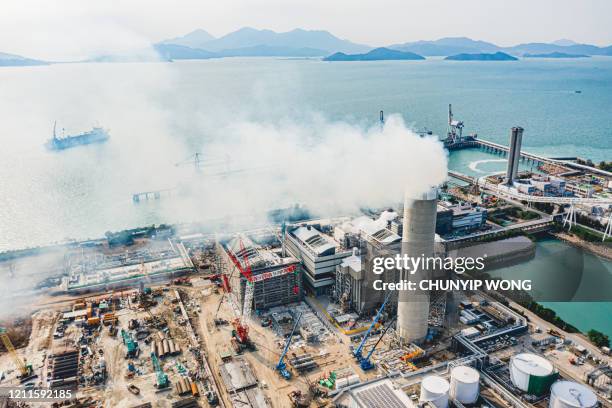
[285, 223, 352, 296]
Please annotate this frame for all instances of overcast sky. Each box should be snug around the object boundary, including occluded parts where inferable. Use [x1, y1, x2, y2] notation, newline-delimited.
[2, 0, 611, 60]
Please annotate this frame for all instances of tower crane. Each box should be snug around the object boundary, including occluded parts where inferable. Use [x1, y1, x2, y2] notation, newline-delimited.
[276, 312, 303, 380]
[359, 315, 397, 371]
[0, 327, 32, 379]
[353, 292, 392, 363]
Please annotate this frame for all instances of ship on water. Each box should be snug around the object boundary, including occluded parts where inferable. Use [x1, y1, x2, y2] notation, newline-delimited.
[46, 121, 109, 150]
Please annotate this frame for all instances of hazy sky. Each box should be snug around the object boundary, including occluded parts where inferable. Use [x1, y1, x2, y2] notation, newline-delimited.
[2, 0, 611, 60]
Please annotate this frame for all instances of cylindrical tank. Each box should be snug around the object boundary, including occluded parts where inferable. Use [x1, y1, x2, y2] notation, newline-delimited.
[163, 339, 170, 355]
[168, 340, 176, 354]
[190, 380, 200, 396]
[450, 366, 480, 404]
[156, 341, 163, 357]
[397, 187, 437, 344]
[510, 353, 555, 394]
[550, 381, 598, 408]
[420, 375, 449, 408]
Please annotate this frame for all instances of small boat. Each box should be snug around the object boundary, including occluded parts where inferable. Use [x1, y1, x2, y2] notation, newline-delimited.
[127, 384, 140, 395]
[575, 90, 582, 93]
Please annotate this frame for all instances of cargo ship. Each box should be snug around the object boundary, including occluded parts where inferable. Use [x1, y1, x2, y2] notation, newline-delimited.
[46, 121, 109, 150]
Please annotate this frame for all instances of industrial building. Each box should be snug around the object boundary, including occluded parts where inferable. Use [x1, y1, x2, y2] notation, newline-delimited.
[220, 234, 302, 311]
[437, 202, 488, 233]
[63, 240, 193, 293]
[333, 212, 402, 314]
[285, 223, 352, 295]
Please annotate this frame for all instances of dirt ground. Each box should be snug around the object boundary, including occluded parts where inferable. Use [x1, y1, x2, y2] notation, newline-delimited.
[192, 279, 379, 408]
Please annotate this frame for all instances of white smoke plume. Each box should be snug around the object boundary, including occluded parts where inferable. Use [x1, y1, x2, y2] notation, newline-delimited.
[186, 114, 448, 221]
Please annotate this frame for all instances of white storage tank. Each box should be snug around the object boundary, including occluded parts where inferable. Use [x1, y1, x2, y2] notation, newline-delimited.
[550, 381, 598, 408]
[420, 375, 450, 408]
[450, 366, 480, 404]
[510, 353, 556, 395]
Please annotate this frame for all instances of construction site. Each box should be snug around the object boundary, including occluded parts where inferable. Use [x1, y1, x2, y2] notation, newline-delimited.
[1, 114, 612, 407]
[1, 182, 610, 408]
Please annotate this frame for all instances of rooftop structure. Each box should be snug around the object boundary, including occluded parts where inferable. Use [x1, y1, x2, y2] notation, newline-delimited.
[333, 377, 414, 408]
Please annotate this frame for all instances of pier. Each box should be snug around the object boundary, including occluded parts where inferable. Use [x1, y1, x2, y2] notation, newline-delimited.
[453, 137, 612, 178]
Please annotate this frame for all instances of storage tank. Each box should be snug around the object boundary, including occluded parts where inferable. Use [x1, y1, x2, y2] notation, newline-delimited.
[162, 339, 170, 355]
[420, 375, 450, 408]
[550, 381, 598, 408]
[510, 353, 556, 395]
[450, 366, 480, 404]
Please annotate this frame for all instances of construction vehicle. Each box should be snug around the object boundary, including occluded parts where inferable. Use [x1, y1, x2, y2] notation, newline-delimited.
[172, 277, 192, 286]
[547, 328, 564, 338]
[0, 327, 33, 380]
[353, 292, 391, 364]
[151, 352, 169, 389]
[127, 384, 140, 395]
[359, 316, 396, 371]
[120, 329, 139, 358]
[276, 312, 303, 380]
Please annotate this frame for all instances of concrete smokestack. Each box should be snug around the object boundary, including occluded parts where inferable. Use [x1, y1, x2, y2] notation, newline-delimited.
[505, 127, 523, 185]
[511, 127, 523, 181]
[397, 186, 437, 344]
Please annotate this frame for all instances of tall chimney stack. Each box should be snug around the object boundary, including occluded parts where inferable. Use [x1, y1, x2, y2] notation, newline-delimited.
[397, 186, 437, 344]
[505, 127, 523, 185]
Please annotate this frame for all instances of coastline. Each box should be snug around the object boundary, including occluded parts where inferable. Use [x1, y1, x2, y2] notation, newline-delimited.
[550, 231, 612, 261]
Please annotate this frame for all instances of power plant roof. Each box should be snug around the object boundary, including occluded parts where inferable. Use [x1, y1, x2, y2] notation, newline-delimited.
[291, 226, 337, 256]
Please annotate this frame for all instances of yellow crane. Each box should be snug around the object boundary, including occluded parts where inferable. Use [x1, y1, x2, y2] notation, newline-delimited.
[0, 327, 31, 378]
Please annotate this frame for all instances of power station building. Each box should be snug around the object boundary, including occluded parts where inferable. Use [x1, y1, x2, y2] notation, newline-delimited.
[220, 235, 302, 312]
[333, 213, 402, 315]
[285, 224, 352, 296]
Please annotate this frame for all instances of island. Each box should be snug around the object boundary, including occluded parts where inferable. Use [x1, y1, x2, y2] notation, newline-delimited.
[523, 52, 590, 58]
[445, 51, 518, 61]
[0, 52, 48, 67]
[323, 47, 425, 61]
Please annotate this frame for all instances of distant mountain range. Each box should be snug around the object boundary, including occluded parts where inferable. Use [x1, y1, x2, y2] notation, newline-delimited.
[0, 52, 47, 66]
[3, 29, 612, 66]
[391, 37, 612, 57]
[324, 47, 425, 61]
[524, 52, 590, 59]
[155, 31, 612, 60]
[157, 27, 368, 56]
[445, 52, 518, 61]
